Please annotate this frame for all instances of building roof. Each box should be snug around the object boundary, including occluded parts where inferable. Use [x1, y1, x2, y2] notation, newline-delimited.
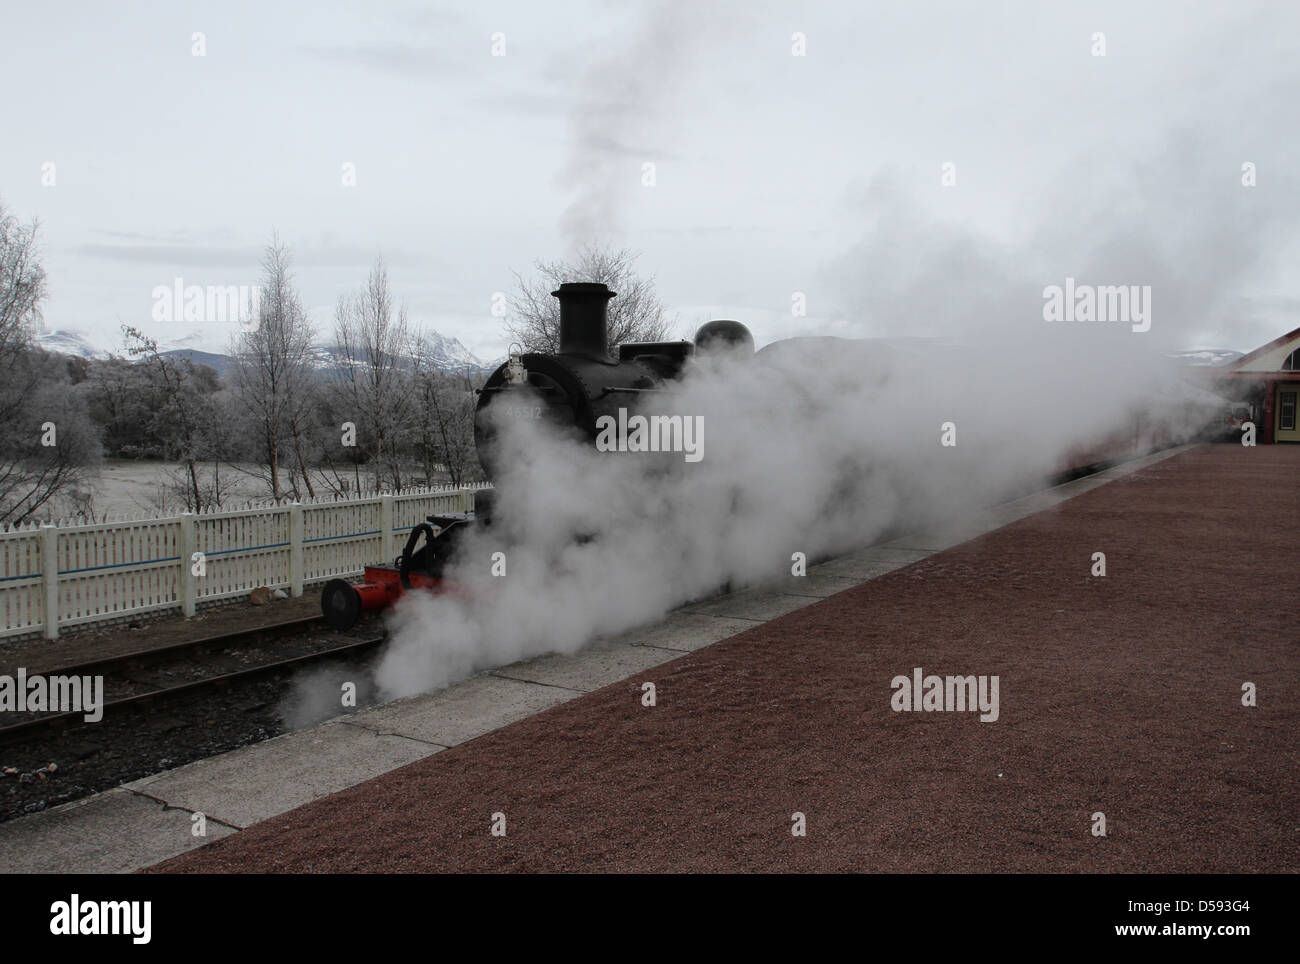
[1222, 326, 1300, 374]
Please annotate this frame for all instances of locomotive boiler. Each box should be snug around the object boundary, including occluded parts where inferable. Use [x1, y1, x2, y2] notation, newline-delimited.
[474, 282, 752, 475]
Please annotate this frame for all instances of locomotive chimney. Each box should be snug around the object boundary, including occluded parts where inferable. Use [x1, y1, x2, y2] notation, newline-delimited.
[553, 282, 616, 360]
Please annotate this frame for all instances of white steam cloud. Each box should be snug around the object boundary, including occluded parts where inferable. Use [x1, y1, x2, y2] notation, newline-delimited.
[372, 3, 1293, 703]
[374, 322, 1218, 701]
[557, 0, 756, 250]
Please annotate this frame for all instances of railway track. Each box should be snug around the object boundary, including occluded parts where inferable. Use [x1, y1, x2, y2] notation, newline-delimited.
[4, 451, 1141, 755]
[0, 616, 386, 747]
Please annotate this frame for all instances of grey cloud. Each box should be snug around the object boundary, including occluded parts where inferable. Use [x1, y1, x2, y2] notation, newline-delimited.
[76, 243, 263, 267]
[78, 241, 419, 270]
[473, 88, 572, 116]
[299, 41, 465, 78]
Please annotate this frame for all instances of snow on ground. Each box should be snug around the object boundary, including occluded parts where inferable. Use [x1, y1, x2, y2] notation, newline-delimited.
[86, 461, 272, 519]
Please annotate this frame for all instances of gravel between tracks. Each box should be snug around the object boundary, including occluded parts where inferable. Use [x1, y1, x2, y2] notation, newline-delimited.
[151, 445, 1298, 873]
[1, 622, 384, 822]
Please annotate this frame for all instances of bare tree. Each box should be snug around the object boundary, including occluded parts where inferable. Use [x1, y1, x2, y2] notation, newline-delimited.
[0, 200, 101, 524]
[0, 199, 48, 424]
[0, 356, 101, 524]
[410, 335, 481, 487]
[505, 243, 671, 353]
[122, 326, 222, 512]
[329, 257, 414, 494]
[229, 236, 319, 502]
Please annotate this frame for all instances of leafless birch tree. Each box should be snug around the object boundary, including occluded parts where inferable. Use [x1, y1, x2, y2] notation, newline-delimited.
[329, 257, 414, 494]
[229, 236, 319, 502]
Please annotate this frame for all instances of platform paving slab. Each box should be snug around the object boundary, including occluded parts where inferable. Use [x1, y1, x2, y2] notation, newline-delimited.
[123, 721, 436, 829]
[768, 572, 881, 597]
[882, 511, 1021, 552]
[0, 788, 236, 874]
[681, 588, 821, 621]
[492, 642, 681, 692]
[811, 547, 932, 580]
[596, 611, 760, 653]
[342, 673, 579, 748]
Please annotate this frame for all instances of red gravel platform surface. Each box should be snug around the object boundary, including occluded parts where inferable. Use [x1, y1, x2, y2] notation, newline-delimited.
[152, 445, 1298, 873]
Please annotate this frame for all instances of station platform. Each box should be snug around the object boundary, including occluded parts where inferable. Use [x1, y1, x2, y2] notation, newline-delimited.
[3, 444, 1295, 873]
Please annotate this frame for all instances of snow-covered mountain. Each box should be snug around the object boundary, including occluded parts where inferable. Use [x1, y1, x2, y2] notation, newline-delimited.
[1167, 348, 1245, 367]
[303, 335, 487, 375]
[38, 325, 239, 359]
[418, 330, 484, 372]
[36, 329, 111, 360]
[36, 325, 489, 377]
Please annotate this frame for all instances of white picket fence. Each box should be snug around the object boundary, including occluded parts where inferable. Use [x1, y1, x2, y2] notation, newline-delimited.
[0, 485, 491, 640]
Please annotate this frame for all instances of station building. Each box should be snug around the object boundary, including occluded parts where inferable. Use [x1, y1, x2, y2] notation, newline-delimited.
[1211, 326, 1300, 443]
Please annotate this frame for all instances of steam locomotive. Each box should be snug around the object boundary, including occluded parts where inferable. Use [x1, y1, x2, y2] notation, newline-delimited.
[474, 282, 756, 478]
[321, 282, 733, 628]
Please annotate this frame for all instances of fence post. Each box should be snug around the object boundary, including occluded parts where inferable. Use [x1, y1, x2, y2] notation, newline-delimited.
[289, 503, 304, 597]
[41, 524, 59, 640]
[379, 494, 394, 566]
[178, 512, 197, 617]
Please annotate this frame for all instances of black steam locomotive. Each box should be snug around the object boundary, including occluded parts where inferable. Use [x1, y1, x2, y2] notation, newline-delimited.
[474, 281, 752, 475]
[321, 282, 749, 628]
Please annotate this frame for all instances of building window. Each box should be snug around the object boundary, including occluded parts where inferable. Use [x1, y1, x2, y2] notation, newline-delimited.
[1284, 349, 1300, 371]
[1282, 391, 1298, 431]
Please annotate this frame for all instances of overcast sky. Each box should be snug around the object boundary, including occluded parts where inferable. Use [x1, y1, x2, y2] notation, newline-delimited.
[4, 0, 1298, 360]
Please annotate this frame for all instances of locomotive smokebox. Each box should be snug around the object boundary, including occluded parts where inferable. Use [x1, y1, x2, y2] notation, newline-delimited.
[554, 282, 616, 361]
